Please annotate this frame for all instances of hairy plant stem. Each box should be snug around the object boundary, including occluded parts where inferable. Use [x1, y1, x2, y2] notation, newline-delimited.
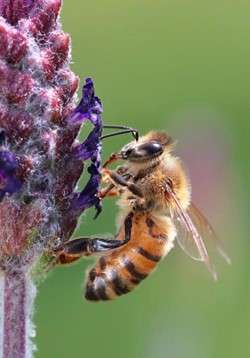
[1, 270, 36, 358]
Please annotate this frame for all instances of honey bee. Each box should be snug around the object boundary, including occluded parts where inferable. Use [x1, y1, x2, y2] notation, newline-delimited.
[58, 131, 230, 301]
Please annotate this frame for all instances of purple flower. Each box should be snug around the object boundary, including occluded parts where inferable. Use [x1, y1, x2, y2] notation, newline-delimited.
[74, 164, 102, 218]
[70, 77, 103, 126]
[73, 124, 102, 161]
[71, 78, 103, 216]
[71, 78, 103, 164]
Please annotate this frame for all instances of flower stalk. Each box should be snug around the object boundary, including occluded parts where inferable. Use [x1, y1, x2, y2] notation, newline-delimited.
[3, 272, 26, 358]
[1, 272, 37, 358]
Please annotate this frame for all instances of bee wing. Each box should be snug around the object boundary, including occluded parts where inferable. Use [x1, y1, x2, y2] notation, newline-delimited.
[188, 203, 231, 264]
[166, 184, 217, 280]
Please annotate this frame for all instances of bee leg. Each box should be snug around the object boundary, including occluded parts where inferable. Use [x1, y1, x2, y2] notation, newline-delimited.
[56, 212, 133, 262]
[62, 238, 127, 257]
[116, 165, 131, 176]
[52, 239, 123, 265]
[56, 254, 81, 265]
[99, 169, 134, 199]
[102, 169, 143, 198]
[98, 184, 119, 199]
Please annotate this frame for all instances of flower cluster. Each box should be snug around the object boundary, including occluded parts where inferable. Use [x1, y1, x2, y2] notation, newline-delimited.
[0, 0, 103, 274]
[70, 78, 103, 217]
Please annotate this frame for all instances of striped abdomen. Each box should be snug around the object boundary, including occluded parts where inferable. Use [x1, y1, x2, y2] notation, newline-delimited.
[85, 213, 176, 301]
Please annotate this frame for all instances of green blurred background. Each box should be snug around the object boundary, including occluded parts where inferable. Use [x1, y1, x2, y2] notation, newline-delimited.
[35, 1, 249, 357]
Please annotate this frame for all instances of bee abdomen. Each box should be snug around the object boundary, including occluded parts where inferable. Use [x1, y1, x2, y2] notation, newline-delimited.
[122, 254, 149, 282]
[85, 245, 163, 301]
[85, 274, 109, 301]
[85, 257, 133, 301]
[136, 246, 162, 263]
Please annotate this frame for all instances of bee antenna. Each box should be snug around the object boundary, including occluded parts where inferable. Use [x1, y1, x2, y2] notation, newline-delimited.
[101, 125, 139, 141]
[133, 130, 139, 141]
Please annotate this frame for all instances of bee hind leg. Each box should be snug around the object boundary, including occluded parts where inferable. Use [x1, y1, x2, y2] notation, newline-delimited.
[53, 238, 126, 265]
[55, 212, 134, 263]
[63, 238, 127, 257]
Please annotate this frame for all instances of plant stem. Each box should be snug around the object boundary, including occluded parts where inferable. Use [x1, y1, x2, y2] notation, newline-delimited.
[1, 270, 36, 358]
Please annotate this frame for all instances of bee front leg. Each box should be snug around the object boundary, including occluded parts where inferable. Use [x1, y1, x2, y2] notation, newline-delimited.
[99, 168, 135, 199]
[102, 169, 143, 198]
[98, 184, 121, 199]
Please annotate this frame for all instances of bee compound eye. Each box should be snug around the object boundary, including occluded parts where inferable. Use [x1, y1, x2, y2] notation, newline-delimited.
[137, 141, 163, 157]
[121, 141, 163, 161]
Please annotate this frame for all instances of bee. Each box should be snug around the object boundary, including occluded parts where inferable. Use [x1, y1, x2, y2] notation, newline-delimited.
[58, 131, 230, 301]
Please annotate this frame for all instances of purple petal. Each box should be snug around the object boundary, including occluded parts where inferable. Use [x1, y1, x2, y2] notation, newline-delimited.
[73, 122, 102, 162]
[73, 164, 102, 218]
[69, 78, 103, 126]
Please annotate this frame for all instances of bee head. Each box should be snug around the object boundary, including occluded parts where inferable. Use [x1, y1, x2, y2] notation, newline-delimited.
[120, 131, 172, 163]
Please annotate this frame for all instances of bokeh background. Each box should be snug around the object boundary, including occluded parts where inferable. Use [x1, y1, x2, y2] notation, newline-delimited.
[35, 1, 249, 357]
